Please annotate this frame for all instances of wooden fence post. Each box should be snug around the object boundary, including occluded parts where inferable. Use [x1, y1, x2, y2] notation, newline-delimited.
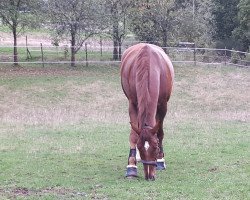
[224, 47, 227, 65]
[85, 43, 88, 67]
[40, 43, 44, 67]
[193, 43, 196, 66]
[100, 36, 103, 59]
[26, 35, 32, 60]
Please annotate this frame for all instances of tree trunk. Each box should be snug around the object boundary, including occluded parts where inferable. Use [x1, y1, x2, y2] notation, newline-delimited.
[113, 38, 118, 60]
[13, 27, 18, 66]
[112, 2, 119, 61]
[162, 28, 168, 53]
[71, 46, 76, 67]
[70, 29, 76, 67]
[118, 39, 122, 60]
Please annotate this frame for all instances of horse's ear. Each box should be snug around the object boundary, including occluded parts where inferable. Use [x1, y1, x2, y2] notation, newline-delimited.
[150, 120, 161, 135]
[130, 122, 140, 135]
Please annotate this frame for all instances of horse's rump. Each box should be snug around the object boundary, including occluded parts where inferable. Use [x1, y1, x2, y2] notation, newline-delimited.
[121, 43, 174, 129]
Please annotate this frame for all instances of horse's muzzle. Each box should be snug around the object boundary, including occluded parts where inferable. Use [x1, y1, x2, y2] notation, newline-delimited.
[141, 160, 157, 166]
[142, 160, 157, 181]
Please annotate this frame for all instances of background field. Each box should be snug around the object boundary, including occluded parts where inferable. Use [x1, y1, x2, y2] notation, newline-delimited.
[0, 64, 249, 199]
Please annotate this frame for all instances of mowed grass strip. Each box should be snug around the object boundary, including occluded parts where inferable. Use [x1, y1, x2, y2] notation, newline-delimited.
[0, 64, 249, 199]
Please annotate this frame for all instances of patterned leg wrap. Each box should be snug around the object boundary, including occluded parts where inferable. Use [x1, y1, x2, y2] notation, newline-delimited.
[157, 146, 166, 170]
[125, 149, 138, 177]
[125, 165, 138, 177]
[156, 158, 166, 170]
[129, 148, 137, 158]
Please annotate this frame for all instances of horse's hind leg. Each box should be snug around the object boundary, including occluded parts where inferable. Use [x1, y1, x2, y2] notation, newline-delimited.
[126, 101, 139, 177]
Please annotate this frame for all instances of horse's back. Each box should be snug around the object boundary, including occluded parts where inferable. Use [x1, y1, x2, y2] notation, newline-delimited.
[121, 43, 174, 102]
[121, 43, 174, 75]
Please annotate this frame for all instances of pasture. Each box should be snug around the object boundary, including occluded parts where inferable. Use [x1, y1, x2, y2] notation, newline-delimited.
[0, 64, 249, 199]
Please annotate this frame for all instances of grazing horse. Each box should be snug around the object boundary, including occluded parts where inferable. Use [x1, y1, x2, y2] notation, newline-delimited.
[120, 43, 174, 180]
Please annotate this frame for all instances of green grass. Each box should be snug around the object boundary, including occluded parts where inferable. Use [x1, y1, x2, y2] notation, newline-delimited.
[0, 64, 249, 199]
[0, 25, 11, 33]
[0, 46, 113, 63]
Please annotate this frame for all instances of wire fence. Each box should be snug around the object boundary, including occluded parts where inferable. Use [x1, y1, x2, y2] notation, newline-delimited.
[0, 43, 249, 67]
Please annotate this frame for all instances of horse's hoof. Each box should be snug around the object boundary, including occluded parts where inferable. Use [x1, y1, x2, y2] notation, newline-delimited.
[156, 158, 166, 170]
[125, 165, 138, 177]
[146, 176, 155, 181]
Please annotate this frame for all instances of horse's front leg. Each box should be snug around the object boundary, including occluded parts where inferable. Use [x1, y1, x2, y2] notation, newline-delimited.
[126, 102, 139, 178]
[126, 130, 139, 177]
[156, 105, 167, 170]
[156, 124, 166, 170]
[157, 122, 165, 159]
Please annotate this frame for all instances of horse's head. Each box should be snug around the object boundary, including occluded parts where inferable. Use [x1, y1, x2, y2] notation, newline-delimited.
[130, 121, 160, 181]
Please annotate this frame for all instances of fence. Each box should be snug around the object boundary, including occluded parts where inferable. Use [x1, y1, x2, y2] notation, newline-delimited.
[0, 43, 249, 67]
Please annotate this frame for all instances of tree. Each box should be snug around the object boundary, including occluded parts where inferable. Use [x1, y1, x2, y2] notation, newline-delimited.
[212, 0, 240, 49]
[129, 0, 215, 48]
[0, 0, 39, 66]
[130, 0, 187, 48]
[232, 0, 250, 51]
[45, 0, 107, 67]
[174, 0, 215, 47]
[105, 0, 134, 60]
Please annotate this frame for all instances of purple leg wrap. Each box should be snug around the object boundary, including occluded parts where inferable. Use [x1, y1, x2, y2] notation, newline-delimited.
[156, 158, 166, 170]
[125, 166, 138, 177]
[129, 148, 136, 157]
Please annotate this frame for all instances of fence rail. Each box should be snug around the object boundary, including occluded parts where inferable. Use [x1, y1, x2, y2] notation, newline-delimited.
[0, 44, 249, 67]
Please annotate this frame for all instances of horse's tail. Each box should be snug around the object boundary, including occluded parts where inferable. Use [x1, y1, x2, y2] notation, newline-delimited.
[136, 44, 151, 129]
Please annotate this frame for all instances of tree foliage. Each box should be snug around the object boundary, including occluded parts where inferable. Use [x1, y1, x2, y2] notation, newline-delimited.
[174, 0, 215, 47]
[129, 0, 215, 48]
[44, 0, 107, 66]
[232, 0, 250, 51]
[105, 0, 134, 60]
[212, 0, 249, 51]
[130, 0, 186, 46]
[0, 0, 40, 66]
[213, 0, 239, 40]
[1, 0, 249, 67]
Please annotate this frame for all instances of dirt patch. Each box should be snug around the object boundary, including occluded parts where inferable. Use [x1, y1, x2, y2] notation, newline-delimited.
[208, 166, 219, 173]
[0, 31, 113, 47]
[0, 32, 54, 46]
[0, 66, 86, 77]
[0, 187, 88, 199]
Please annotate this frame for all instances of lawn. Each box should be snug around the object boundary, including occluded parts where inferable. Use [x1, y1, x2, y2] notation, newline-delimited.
[0, 64, 249, 199]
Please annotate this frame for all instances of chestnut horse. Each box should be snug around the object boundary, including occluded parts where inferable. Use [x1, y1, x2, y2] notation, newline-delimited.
[120, 43, 174, 180]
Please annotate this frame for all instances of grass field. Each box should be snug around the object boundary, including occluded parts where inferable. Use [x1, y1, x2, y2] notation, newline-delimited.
[0, 46, 113, 63]
[0, 64, 249, 199]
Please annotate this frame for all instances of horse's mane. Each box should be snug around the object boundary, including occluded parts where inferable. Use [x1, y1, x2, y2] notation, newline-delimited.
[136, 45, 151, 129]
